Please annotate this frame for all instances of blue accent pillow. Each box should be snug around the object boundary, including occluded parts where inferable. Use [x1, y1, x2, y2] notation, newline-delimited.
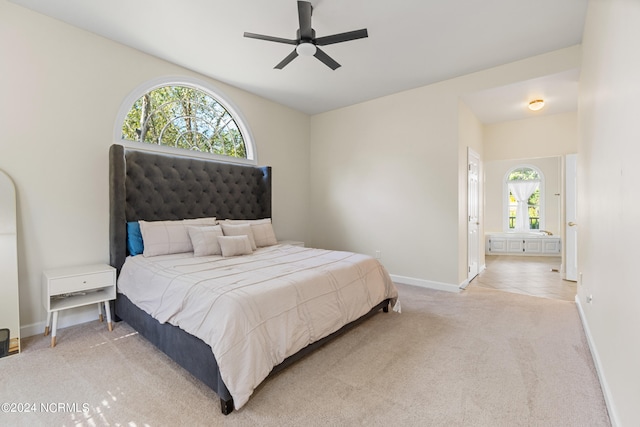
[127, 221, 144, 256]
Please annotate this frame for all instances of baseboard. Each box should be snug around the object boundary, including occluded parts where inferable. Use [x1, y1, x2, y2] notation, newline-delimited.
[390, 274, 461, 293]
[21, 305, 100, 338]
[458, 264, 487, 291]
[575, 296, 619, 427]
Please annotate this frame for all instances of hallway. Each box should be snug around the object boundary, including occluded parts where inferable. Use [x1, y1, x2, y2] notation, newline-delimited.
[470, 255, 577, 301]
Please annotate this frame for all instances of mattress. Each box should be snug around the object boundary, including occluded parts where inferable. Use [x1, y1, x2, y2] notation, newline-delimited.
[117, 243, 399, 409]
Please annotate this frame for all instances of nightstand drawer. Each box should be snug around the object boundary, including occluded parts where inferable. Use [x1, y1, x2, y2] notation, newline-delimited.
[48, 271, 114, 295]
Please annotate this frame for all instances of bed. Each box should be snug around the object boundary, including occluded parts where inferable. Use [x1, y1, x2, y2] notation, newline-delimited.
[108, 144, 398, 414]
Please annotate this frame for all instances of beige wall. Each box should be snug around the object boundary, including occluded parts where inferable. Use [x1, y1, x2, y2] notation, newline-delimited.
[484, 112, 578, 161]
[310, 83, 460, 287]
[310, 47, 581, 289]
[0, 1, 310, 335]
[578, 1, 640, 425]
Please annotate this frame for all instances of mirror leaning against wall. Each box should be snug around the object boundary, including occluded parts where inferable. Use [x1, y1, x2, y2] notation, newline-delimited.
[0, 170, 20, 357]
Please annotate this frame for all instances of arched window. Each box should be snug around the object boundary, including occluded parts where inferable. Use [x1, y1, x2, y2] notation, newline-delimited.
[504, 166, 544, 231]
[116, 77, 255, 164]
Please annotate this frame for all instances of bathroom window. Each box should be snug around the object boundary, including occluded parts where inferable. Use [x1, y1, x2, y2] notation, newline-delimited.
[505, 166, 543, 231]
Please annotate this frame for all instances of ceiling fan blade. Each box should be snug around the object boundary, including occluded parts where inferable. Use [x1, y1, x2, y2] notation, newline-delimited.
[244, 32, 297, 45]
[275, 49, 299, 69]
[297, 1, 314, 40]
[315, 29, 369, 46]
[314, 47, 341, 70]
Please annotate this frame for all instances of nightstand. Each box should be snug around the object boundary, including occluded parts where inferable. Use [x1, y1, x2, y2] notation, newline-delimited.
[42, 263, 116, 347]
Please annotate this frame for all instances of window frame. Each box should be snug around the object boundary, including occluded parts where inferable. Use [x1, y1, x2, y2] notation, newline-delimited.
[503, 164, 545, 232]
[114, 76, 257, 165]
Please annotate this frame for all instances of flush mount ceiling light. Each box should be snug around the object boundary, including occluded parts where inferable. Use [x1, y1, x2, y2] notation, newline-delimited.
[528, 99, 545, 111]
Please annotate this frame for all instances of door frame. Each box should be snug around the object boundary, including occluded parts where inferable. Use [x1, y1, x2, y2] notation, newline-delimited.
[467, 147, 481, 283]
[565, 154, 578, 281]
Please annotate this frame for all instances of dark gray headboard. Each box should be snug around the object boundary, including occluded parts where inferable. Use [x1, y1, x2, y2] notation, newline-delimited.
[109, 144, 271, 274]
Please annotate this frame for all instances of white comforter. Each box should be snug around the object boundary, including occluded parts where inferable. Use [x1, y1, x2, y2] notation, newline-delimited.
[117, 244, 399, 409]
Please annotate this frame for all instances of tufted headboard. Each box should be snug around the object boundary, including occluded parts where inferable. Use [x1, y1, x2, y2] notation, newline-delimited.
[109, 144, 271, 274]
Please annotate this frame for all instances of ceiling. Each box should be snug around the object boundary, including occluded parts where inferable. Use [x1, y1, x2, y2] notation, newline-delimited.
[11, 0, 587, 121]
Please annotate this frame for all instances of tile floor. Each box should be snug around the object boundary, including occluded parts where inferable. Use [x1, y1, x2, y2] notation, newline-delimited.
[470, 255, 577, 301]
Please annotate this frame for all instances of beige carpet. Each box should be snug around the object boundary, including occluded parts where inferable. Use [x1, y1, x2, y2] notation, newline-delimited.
[0, 284, 610, 426]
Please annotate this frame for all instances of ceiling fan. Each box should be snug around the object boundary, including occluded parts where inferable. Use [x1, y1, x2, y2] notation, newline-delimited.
[243, 1, 368, 70]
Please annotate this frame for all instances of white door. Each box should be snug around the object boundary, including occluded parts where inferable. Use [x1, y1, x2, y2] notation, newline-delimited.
[565, 154, 578, 281]
[468, 148, 480, 281]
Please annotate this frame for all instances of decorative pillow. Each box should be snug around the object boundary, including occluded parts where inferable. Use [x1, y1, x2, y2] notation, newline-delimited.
[139, 217, 217, 257]
[219, 218, 277, 247]
[250, 220, 277, 247]
[217, 235, 253, 257]
[220, 223, 257, 250]
[187, 225, 223, 257]
[126, 221, 144, 256]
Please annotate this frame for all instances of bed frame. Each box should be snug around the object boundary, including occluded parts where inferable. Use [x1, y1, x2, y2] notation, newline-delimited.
[108, 144, 389, 414]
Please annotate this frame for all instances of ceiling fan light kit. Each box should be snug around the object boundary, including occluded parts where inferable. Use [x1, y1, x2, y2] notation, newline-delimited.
[244, 1, 368, 70]
[296, 42, 317, 57]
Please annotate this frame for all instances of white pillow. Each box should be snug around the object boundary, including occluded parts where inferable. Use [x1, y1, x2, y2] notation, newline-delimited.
[219, 218, 277, 247]
[139, 217, 217, 257]
[187, 225, 223, 257]
[220, 223, 257, 250]
[250, 220, 277, 247]
[217, 235, 253, 257]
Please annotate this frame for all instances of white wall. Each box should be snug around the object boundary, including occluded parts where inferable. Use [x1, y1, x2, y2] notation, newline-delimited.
[310, 47, 581, 290]
[0, 1, 310, 336]
[578, 1, 640, 425]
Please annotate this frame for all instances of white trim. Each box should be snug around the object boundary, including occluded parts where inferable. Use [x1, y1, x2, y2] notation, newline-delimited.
[21, 305, 99, 338]
[390, 274, 461, 293]
[113, 75, 257, 164]
[467, 147, 481, 283]
[118, 140, 257, 166]
[461, 263, 487, 290]
[575, 296, 619, 427]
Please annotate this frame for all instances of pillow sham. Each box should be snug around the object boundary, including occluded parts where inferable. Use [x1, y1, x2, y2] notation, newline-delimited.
[219, 218, 277, 247]
[187, 225, 223, 257]
[126, 221, 144, 256]
[218, 235, 253, 257]
[250, 220, 277, 247]
[220, 223, 257, 250]
[139, 217, 217, 257]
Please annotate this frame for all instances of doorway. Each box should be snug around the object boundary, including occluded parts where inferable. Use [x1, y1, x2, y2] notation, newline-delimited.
[478, 155, 575, 301]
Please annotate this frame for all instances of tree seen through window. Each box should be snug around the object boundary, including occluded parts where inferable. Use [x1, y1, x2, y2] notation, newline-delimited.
[121, 86, 247, 159]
